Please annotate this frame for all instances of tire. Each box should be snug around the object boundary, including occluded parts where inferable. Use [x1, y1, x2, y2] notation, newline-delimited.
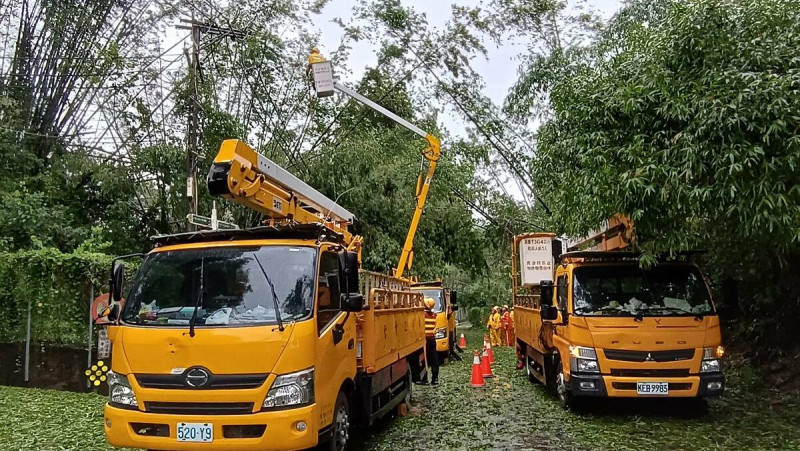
[555, 361, 576, 411]
[397, 372, 412, 417]
[328, 391, 351, 451]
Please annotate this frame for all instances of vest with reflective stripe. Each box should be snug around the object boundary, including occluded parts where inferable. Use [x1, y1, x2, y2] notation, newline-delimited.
[424, 311, 437, 338]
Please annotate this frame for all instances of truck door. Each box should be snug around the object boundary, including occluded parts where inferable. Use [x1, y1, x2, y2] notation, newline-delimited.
[315, 249, 357, 429]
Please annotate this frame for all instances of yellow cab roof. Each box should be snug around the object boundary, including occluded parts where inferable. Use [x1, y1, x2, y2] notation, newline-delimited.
[148, 224, 345, 254]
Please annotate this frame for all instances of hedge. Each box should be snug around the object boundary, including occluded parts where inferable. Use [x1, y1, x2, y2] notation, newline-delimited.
[0, 249, 120, 346]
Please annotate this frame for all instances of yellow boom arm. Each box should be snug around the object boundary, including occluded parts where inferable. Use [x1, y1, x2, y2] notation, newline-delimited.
[207, 139, 357, 249]
[326, 80, 441, 279]
[394, 134, 440, 279]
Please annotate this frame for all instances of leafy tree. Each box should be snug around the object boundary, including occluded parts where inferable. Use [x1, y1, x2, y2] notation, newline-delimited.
[510, 0, 800, 348]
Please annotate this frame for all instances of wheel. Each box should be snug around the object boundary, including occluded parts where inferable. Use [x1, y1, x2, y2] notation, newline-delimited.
[328, 391, 351, 451]
[555, 361, 575, 410]
[397, 372, 412, 416]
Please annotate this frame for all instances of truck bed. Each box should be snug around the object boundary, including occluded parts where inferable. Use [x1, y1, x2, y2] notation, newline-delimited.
[357, 270, 425, 373]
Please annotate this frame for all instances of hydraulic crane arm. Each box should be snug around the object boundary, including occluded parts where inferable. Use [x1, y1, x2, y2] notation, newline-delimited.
[207, 139, 357, 247]
[331, 82, 441, 279]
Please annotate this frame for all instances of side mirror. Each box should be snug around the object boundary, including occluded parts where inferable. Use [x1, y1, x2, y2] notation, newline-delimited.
[105, 261, 126, 322]
[337, 251, 359, 295]
[110, 261, 125, 303]
[340, 293, 364, 312]
[451, 291, 458, 311]
[541, 304, 559, 322]
[540, 280, 554, 307]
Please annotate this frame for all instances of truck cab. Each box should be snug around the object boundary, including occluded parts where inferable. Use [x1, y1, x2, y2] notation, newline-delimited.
[410, 281, 457, 359]
[514, 234, 725, 409]
[102, 226, 425, 450]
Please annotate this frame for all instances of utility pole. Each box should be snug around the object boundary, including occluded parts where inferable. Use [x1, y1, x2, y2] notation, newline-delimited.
[178, 16, 247, 231]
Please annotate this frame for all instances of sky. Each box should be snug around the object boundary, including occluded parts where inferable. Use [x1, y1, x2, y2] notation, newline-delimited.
[313, 0, 623, 136]
[311, 0, 623, 201]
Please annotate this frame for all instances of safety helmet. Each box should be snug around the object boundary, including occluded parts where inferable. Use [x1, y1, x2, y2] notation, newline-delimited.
[424, 297, 435, 310]
[311, 47, 320, 53]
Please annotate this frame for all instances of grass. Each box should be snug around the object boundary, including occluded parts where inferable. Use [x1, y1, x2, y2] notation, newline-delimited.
[356, 327, 800, 450]
[2, 327, 799, 450]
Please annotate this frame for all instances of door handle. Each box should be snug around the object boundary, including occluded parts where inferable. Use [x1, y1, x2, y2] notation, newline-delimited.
[332, 324, 345, 345]
[348, 338, 354, 350]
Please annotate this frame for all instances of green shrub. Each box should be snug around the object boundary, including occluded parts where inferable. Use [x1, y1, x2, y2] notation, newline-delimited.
[0, 248, 136, 346]
[468, 306, 488, 327]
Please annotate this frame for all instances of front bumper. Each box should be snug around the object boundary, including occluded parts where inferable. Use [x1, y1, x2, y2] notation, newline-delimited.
[104, 403, 318, 450]
[569, 373, 724, 398]
[436, 336, 449, 352]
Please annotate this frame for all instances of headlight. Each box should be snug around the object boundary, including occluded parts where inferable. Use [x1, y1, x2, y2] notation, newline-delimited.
[263, 368, 314, 409]
[434, 327, 447, 339]
[576, 359, 599, 373]
[701, 359, 721, 373]
[107, 371, 138, 408]
[569, 346, 599, 373]
[703, 346, 725, 359]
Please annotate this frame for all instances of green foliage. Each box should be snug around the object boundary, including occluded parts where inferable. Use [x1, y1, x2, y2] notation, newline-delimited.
[510, 0, 800, 347]
[0, 249, 132, 346]
[467, 306, 487, 327]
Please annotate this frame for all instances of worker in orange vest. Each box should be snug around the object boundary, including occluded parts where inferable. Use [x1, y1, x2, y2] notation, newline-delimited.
[487, 306, 502, 347]
[501, 306, 511, 346]
[506, 305, 516, 348]
[418, 297, 439, 385]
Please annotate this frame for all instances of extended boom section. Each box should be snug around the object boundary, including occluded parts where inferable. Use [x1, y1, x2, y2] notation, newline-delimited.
[208, 138, 355, 244]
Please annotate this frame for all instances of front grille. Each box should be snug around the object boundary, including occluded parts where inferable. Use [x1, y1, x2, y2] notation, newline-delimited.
[144, 402, 254, 415]
[610, 369, 690, 377]
[612, 382, 693, 391]
[136, 373, 267, 390]
[603, 349, 695, 362]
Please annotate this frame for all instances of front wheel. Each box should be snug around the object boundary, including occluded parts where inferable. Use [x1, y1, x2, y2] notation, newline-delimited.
[555, 362, 576, 411]
[328, 391, 351, 451]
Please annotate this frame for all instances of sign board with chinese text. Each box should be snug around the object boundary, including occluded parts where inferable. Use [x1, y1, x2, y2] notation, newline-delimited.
[312, 61, 335, 97]
[519, 235, 555, 286]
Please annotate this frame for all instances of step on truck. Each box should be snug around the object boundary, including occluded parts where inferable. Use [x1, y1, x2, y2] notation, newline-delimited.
[513, 218, 727, 409]
[98, 139, 428, 450]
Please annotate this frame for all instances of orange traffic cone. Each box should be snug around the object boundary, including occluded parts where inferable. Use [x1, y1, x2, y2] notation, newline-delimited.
[483, 334, 490, 348]
[459, 333, 467, 348]
[486, 341, 495, 365]
[470, 350, 485, 387]
[481, 348, 494, 378]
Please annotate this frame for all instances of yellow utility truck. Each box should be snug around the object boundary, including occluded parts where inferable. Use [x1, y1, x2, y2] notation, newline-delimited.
[513, 218, 726, 409]
[99, 138, 432, 450]
[410, 280, 458, 360]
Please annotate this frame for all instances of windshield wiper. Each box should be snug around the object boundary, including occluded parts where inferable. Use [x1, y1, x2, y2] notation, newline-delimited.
[575, 305, 631, 315]
[648, 306, 705, 321]
[253, 254, 284, 332]
[189, 257, 204, 337]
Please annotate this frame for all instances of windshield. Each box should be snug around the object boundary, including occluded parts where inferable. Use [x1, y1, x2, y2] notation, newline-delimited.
[420, 289, 445, 313]
[572, 265, 713, 316]
[122, 246, 316, 327]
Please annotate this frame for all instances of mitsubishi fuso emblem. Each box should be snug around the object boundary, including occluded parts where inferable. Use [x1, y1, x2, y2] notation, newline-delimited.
[184, 367, 210, 387]
[645, 353, 654, 362]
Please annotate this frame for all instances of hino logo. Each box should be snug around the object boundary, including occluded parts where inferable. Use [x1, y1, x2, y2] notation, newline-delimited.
[184, 367, 210, 387]
[645, 353, 654, 362]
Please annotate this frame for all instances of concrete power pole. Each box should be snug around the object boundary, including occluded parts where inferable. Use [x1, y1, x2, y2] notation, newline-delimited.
[178, 17, 246, 232]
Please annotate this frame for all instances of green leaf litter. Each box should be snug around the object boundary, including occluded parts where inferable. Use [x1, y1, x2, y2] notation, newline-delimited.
[2, 328, 798, 450]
